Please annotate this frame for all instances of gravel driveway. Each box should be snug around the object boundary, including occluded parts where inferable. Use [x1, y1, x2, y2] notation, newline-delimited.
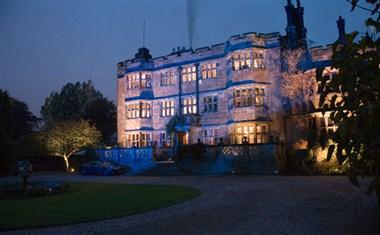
[1, 174, 379, 235]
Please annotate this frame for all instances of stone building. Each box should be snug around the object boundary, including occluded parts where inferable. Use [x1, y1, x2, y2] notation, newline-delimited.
[116, 0, 341, 152]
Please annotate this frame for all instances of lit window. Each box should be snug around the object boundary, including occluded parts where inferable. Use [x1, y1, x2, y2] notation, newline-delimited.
[229, 124, 269, 144]
[183, 97, 197, 114]
[233, 88, 254, 107]
[203, 96, 218, 113]
[140, 73, 151, 88]
[232, 50, 265, 70]
[127, 133, 151, 148]
[126, 102, 151, 119]
[126, 73, 151, 89]
[140, 102, 151, 118]
[161, 100, 175, 117]
[182, 66, 197, 82]
[232, 51, 251, 71]
[201, 63, 217, 79]
[253, 52, 265, 69]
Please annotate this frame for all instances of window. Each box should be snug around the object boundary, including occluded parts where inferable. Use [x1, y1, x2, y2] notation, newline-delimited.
[126, 73, 139, 89]
[140, 102, 151, 118]
[254, 88, 266, 105]
[160, 132, 174, 148]
[182, 66, 196, 82]
[255, 125, 267, 143]
[127, 133, 151, 148]
[233, 88, 254, 107]
[140, 73, 151, 88]
[232, 50, 265, 71]
[199, 129, 218, 145]
[252, 52, 265, 69]
[183, 97, 197, 114]
[126, 73, 151, 89]
[232, 51, 251, 71]
[127, 103, 139, 119]
[161, 100, 175, 117]
[160, 71, 176, 86]
[201, 63, 217, 79]
[203, 96, 218, 113]
[126, 102, 151, 119]
[229, 124, 269, 144]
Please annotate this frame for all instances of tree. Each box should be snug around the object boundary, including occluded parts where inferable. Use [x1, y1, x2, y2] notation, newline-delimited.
[317, 1, 380, 207]
[40, 120, 101, 171]
[41, 80, 102, 122]
[0, 90, 38, 173]
[0, 89, 38, 142]
[41, 80, 116, 143]
[83, 97, 116, 144]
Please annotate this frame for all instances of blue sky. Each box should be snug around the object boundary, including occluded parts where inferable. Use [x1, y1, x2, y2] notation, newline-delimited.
[0, 0, 370, 116]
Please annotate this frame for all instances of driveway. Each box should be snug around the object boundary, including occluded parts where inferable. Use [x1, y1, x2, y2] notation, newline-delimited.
[1, 174, 379, 235]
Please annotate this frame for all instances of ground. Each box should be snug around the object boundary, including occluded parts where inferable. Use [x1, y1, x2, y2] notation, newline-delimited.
[1, 174, 379, 235]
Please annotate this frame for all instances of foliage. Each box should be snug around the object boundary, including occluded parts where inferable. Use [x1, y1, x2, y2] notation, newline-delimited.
[166, 115, 180, 134]
[41, 80, 101, 122]
[41, 80, 116, 143]
[0, 183, 201, 230]
[0, 90, 38, 174]
[0, 89, 38, 142]
[40, 119, 101, 171]
[316, 1, 380, 205]
[83, 97, 116, 144]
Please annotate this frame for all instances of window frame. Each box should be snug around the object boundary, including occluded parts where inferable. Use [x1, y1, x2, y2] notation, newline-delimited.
[183, 97, 197, 115]
[203, 96, 218, 113]
[182, 66, 197, 82]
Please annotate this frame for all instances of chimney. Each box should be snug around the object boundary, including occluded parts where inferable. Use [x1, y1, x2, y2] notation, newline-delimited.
[337, 16, 346, 44]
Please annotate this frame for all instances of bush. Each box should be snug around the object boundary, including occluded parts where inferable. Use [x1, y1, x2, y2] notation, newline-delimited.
[0, 181, 68, 199]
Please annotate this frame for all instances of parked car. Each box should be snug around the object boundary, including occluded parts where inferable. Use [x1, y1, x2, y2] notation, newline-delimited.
[79, 161, 127, 176]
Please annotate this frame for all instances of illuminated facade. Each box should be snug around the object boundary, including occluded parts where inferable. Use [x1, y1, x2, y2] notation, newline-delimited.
[116, 0, 338, 150]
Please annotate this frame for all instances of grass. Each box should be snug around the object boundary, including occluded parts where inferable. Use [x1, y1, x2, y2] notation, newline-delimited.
[0, 182, 201, 231]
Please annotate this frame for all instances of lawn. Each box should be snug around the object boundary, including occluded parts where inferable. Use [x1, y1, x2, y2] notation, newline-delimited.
[0, 182, 201, 231]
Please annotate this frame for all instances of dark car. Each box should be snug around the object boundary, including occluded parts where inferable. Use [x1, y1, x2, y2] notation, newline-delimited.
[79, 161, 127, 176]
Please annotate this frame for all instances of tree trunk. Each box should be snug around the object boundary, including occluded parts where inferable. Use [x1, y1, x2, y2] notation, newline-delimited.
[63, 155, 69, 172]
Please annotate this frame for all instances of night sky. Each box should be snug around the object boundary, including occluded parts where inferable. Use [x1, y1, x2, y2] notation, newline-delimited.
[0, 0, 369, 116]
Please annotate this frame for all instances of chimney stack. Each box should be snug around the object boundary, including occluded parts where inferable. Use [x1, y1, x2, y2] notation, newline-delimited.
[337, 16, 346, 44]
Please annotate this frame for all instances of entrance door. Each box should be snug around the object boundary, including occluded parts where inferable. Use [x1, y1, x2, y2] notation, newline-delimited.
[177, 131, 188, 145]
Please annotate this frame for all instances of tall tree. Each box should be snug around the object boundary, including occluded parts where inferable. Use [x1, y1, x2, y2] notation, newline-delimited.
[40, 119, 101, 171]
[0, 90, 38, 173]
[41, 80, 102, 122]
[0, 90, 38, 142]
[83, 97, 116, 145]
[41, 80, 116, 143]
[317, 1, 380, 206]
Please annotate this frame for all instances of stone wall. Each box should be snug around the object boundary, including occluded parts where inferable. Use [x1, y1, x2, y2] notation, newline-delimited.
[176, 143, 283, 175]
[96, 147, 155, 175]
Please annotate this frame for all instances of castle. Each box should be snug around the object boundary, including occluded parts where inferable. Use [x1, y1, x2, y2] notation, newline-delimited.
[116, 0, 342, 153]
